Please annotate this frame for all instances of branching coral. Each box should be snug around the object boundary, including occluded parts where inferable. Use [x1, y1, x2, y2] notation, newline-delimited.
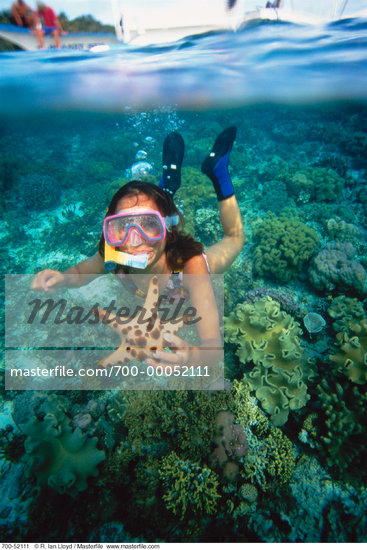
[120, 390, 234, 461]
[252, 213, 320, 283]
[159, 452, 220, 520]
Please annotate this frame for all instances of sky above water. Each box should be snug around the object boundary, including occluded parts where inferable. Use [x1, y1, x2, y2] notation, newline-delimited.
[1, 0, 366, 26]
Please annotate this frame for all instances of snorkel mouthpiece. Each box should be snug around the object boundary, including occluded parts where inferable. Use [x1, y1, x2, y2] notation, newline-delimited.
[104, 243, 148, 270]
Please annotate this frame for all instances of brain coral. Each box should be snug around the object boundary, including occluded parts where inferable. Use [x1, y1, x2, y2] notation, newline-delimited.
[225, 297, 313, 426]
[308, 241, 367, 294]
[252, 213, 320, 283]
[12, 394, 105, 495]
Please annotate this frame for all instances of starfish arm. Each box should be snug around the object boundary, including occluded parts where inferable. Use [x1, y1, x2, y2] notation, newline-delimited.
[143, 276, 161, 313]
[98, 348, 132, 368]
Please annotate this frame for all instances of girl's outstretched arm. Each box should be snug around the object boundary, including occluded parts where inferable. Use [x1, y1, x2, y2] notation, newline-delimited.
[31, 251, 106, 291]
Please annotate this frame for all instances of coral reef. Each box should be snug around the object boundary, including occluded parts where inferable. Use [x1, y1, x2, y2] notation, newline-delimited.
[3, 106, 367, 543]
[0, 425, 25, 463]
[160, 452, 220, 520]
[175, 166, 217, 234]
[284, 165, 344, 203]
[245, 364, 309, 426]
[225, 297, 314, 425]
[119, 390, 234, 462]
[308, 241, 367, 293]
[225, 297, 304, 370]
[252, 213, 320, 283]
[245, 286, 304, 319]
[327, 295, 366, 334]
[233, 380, 296, 491]
[330, 319, 367, 384]
[12, 393, 105, 495]
[195, 207, 220, 246]
[256, 179, 291, 214]
[326, 216, 362, 243]
[314, 378, 367, 485]
[210, 410, 248, 479]
[9, 174, 61, 211]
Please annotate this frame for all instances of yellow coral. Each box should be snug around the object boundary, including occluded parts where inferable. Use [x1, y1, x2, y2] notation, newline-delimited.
[160, 452, 220, 520]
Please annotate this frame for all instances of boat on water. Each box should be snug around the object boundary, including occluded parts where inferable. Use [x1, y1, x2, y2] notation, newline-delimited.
[0, 23, 121, 50]
[0, 0, 364, 51]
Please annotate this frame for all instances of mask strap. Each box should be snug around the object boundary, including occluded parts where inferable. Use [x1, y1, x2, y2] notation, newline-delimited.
[164, 215, 179, 229]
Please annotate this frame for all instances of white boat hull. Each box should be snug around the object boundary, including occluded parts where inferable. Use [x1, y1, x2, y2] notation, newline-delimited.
[0, 23, 120, 51]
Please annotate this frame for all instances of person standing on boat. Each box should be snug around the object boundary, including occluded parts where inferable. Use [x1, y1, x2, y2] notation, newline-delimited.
[37, 1, 66, 49]
[11, 0, 44, 47]
[266, 0, 281, 7]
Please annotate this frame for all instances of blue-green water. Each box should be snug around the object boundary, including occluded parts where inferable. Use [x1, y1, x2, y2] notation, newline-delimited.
[1, 17, 367, 543]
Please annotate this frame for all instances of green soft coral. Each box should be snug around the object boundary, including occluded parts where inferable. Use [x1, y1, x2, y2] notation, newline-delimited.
[232, 380, 296, 491]
[160, 452, 220, 520]
[225, 297, 304, 370]
[225, 297, 313, 426]
[14, 395, 105, 495]
[252, 213, 320, 283]
[328, 295, 366, 334]
[246, 364, 309, 427]
[330, 319, 367, 385]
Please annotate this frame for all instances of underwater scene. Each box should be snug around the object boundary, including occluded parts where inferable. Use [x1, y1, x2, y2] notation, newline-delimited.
[1, 15, 367, 545]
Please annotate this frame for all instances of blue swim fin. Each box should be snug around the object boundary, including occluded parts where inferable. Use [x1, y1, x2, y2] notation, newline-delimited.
[159, 131, 185, 197]
[201, 126, 237, 201]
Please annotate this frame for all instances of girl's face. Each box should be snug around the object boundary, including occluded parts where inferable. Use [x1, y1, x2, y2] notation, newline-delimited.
[115, 192, 168, 272]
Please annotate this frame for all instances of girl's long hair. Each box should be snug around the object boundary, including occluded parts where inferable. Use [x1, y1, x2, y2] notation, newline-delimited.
[98, 181, 203, 271]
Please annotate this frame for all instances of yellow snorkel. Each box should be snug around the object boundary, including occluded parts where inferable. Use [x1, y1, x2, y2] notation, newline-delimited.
[104, 242, 148, 271]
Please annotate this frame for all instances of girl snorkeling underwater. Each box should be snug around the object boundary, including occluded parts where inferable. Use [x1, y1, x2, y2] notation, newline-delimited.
[31, 127, 244, 369]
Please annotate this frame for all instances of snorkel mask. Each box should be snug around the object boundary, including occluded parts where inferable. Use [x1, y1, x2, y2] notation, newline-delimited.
[103, 209, 179, 270]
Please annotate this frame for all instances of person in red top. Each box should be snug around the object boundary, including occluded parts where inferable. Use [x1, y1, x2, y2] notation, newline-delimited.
[37, 2, 65, 48]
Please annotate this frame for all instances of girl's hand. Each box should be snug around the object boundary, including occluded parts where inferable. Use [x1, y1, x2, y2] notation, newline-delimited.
[149, 332, 222, 370]
[31, 269, 65, 292]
